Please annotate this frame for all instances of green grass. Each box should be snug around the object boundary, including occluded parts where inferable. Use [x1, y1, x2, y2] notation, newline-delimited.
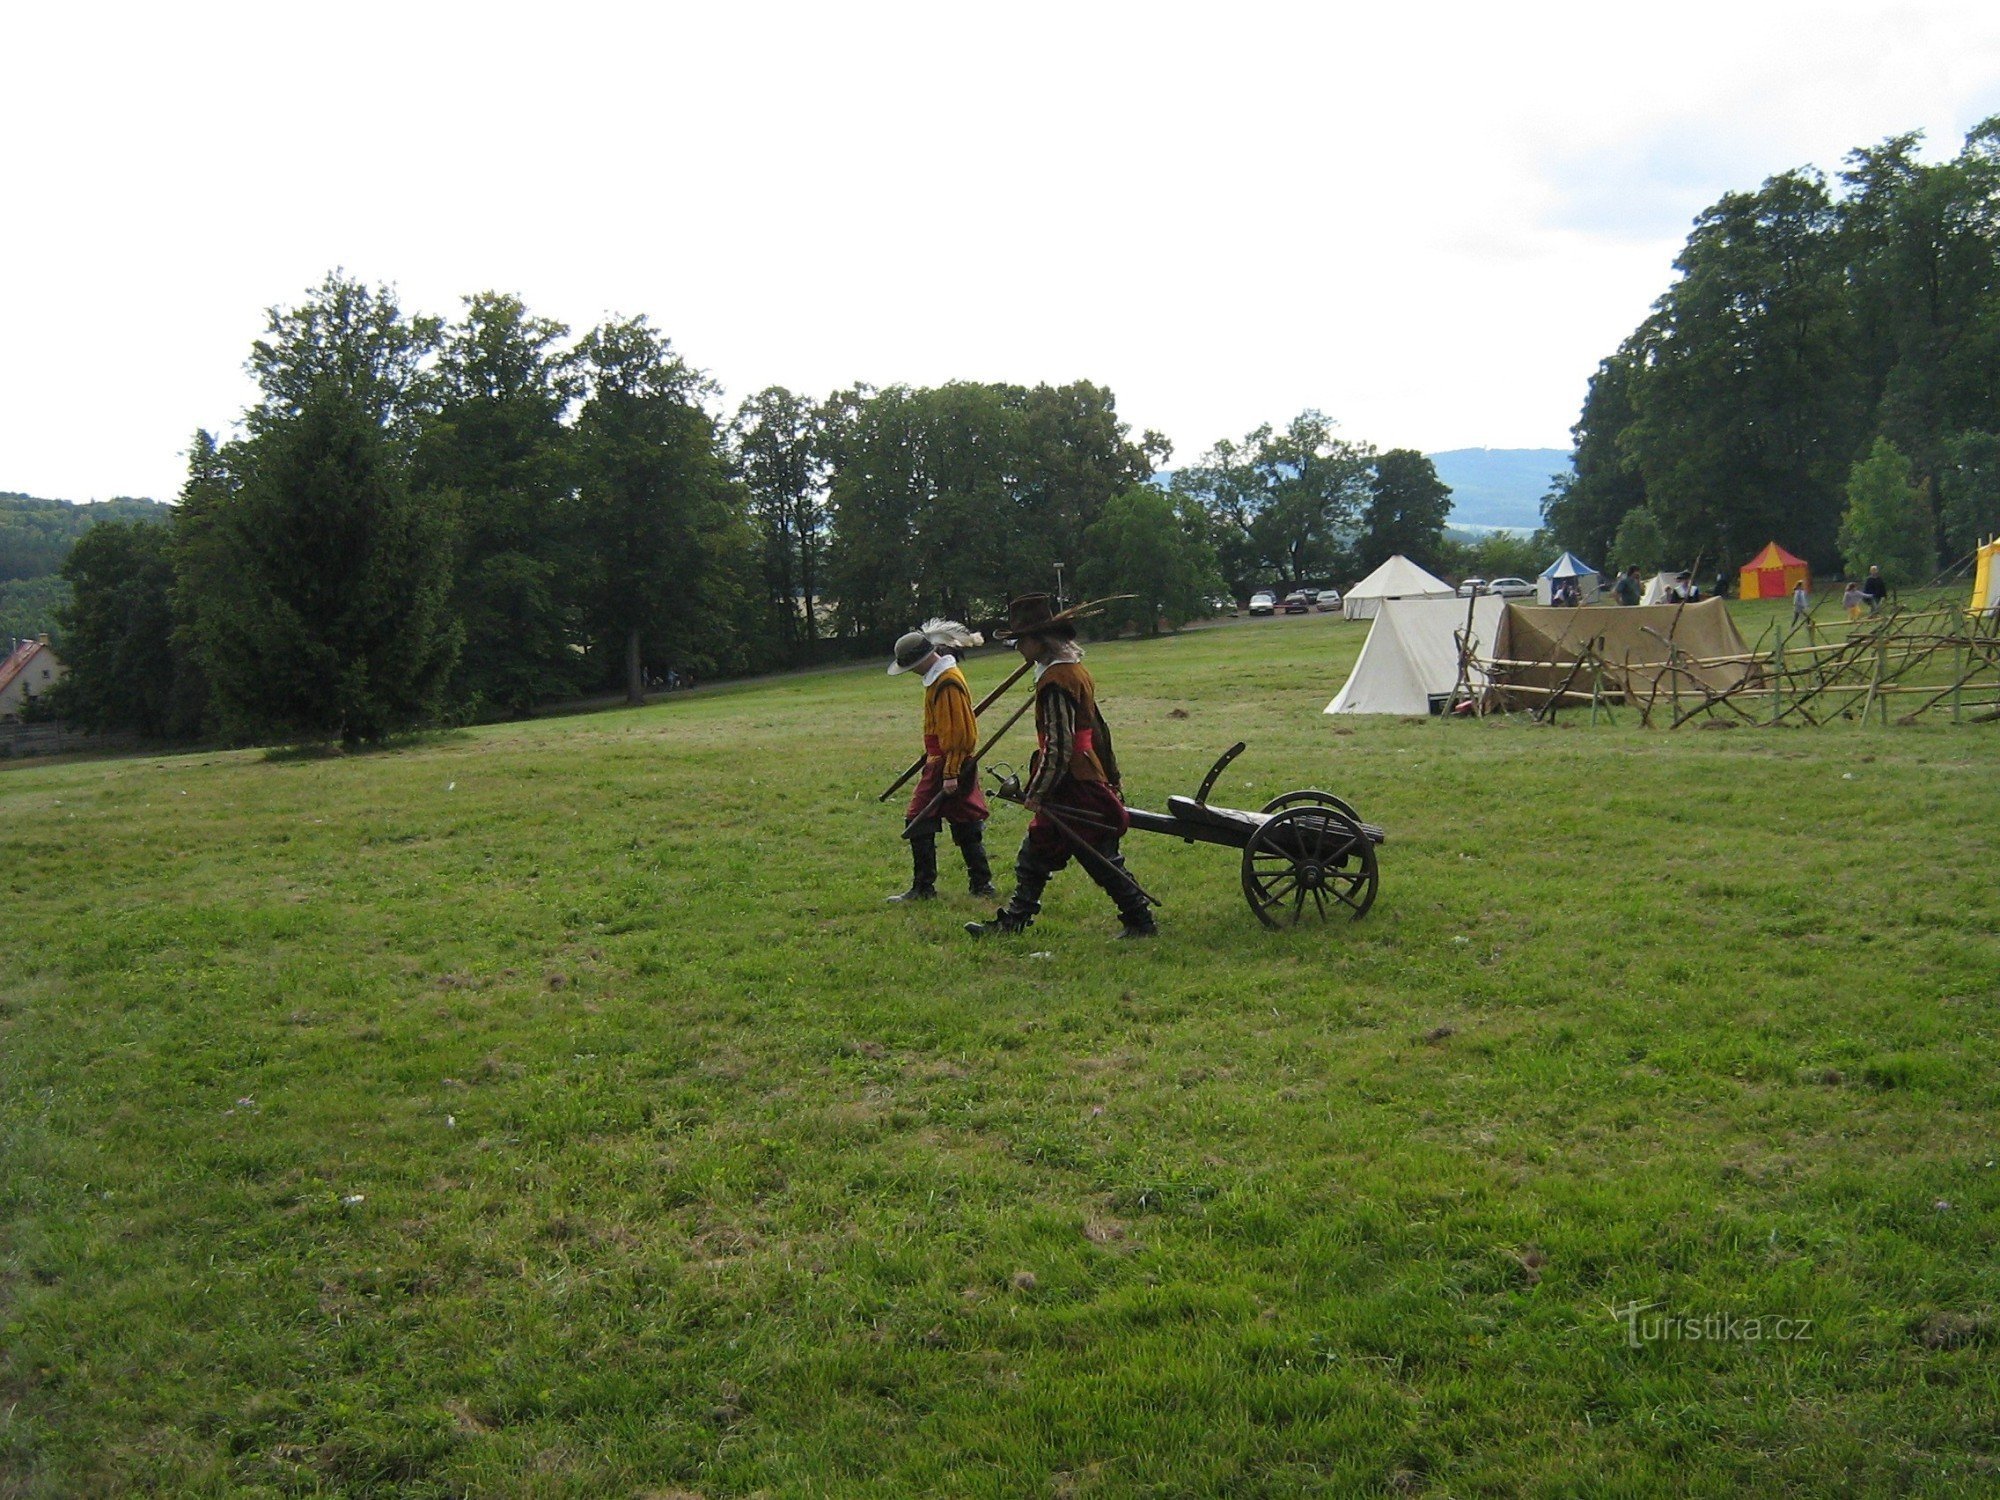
[4, 609, 1998, 1497]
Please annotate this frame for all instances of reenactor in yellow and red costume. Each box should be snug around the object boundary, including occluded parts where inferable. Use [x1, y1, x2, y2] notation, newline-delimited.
[886, 621, 995, 902]
[967, 594, 1155, 939]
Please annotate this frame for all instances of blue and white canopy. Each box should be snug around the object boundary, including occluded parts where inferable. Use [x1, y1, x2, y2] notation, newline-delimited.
[1536, 551, 1603, 604]
[1539, 551, 1600, 580]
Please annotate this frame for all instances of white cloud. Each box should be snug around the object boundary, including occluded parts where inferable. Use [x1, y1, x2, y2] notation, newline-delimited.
[4, 1, 1999, 499]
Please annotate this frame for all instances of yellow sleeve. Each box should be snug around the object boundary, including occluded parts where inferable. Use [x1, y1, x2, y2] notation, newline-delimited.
[936, 678, 978, 776]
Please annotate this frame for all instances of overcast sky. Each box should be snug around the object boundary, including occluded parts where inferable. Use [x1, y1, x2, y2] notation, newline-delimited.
[7, 1, 2000, 503]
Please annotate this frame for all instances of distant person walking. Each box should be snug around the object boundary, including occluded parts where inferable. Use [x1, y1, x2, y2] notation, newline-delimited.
[1843, 581, 1867, 621]
[1862, 565, 1888, 615]
[1613, 566, 1642, 606]
[1792, 579, 1810, 622]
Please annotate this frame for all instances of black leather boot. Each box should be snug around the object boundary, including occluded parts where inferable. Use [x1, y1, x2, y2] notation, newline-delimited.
[964, 905, 1032, 937]
[965, 853, 1047, 937]
[952, 820, 997, 897]
[888, 826, 939, 902]
[1115, 907, 1158, 939]
[1080, 839, 1153, 934]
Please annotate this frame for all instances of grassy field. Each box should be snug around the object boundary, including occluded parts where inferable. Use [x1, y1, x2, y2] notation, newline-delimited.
[3, 607, 1998, 1497]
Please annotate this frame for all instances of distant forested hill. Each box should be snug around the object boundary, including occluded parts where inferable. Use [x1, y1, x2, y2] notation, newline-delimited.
[0, 492, 171, 640]
[2, 493, 172, 580]
[1426, 449, 1570, 531]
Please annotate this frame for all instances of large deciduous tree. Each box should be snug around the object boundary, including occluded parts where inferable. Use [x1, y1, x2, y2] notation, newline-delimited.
[732, 386, 828, 649]
[1542, 349, 1647, 563]
[574, 317, 752, 703]
[1610, 506, 1671, 574]
[51, 520, 204, 738]
[418, 292, 581, 717]
[819, 380, 1160, 639]
[1359, 449, 1453, 573]
[1939, 430, 2000, 557]
[1550, 116, 2000, 576]
[1079, 487, 1224, 636]
[1838, 438, 1938, 588]
[1173, 411, 1371, 592]
[1624, 169, 1860, 571]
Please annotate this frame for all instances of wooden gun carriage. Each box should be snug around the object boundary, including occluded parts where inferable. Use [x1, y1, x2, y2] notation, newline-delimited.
[990, 741, 1384, 927]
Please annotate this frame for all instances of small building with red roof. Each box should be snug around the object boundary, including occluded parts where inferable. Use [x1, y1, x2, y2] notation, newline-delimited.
[0, 636, 65, 721]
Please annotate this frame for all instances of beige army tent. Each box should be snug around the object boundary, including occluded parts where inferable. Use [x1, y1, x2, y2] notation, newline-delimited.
[1485, 597, 1755, 708]
[1341, 555, 1455, 620]
[1326, 594, 1504, 714]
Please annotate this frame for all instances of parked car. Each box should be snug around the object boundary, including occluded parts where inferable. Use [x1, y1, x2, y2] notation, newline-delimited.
[1456, 578, 1488, 597]
[1488, 576, 1535, 598]
[1315, 587, 1343, 612]
[1207, 595, 1240, 617]
[1247, 590, 1277, 615]
[1282, 590, 1315, 614]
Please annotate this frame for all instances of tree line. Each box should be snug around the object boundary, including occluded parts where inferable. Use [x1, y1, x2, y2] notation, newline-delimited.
[1544, 116, 2000, 590]
[1, 494, 171, 582]
[50, 272, 1457, 745]
[0, 494, 170, 646]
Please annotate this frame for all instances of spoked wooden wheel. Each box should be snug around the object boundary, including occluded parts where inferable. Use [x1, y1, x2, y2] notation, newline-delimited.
[1241, 806, 1378, 927]
[1258, 789, 1361, 822]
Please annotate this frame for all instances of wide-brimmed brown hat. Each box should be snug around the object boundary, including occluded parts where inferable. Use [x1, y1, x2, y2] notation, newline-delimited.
[992, 593, 1127, 643]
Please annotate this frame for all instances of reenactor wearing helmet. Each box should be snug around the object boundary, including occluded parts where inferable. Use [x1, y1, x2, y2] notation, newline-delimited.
[886, 620, 996, 903]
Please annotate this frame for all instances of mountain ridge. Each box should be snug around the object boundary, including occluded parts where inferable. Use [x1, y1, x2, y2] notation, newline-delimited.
[1425, 448, 1570, 531]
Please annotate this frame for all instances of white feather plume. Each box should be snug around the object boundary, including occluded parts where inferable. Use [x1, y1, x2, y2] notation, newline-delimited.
[918, 618, 983, 650]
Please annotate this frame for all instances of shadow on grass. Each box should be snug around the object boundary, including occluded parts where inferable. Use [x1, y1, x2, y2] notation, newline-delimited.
[261, 728, 476, 763]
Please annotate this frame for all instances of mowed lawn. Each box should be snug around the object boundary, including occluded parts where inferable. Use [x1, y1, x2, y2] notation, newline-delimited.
[3, 609, 1997, 1498]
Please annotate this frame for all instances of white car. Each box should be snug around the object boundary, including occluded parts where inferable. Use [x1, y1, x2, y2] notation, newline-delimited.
[1488, 576, 1536, 598]
[1247, 591, 1277, 615]
[1316, 588, 1343, 612]
[1456, 578, 1488, 597]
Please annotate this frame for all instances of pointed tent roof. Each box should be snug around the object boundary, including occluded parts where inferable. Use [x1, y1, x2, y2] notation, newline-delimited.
[1539, 551, 1600, 579]
[1326, 594, 1502, 714]
[1345, 554, 1453, 600]
[1743, 541, 1807, 569]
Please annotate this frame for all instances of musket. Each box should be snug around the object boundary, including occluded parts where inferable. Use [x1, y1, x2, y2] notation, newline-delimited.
[876, 655, 1034, 802]
[900, 690, 1037, 837]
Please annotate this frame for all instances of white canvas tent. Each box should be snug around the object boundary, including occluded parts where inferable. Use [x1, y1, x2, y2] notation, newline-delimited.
[1639, 571, 1703, 605]
[1640, 571, 1680, 606]
[1537, 551, 1603, 605]
[1326, 594, 1504, 714]
[1341, 554, 1455, 620]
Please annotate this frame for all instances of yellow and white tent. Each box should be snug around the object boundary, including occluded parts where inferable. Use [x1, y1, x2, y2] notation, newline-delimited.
[1971, 539, 2000, 618]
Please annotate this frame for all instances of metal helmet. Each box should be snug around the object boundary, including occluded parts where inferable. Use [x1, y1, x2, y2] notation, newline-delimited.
[887, 631, 935, 675]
